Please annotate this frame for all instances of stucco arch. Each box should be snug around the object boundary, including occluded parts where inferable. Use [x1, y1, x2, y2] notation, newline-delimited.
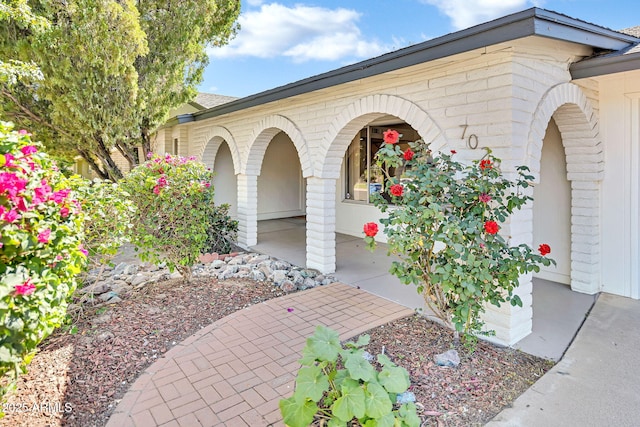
[317, 94, 446, 179]
[198, 126, 242, 174]
[526, 82, 603, 294]
[243, 115, 312, 177]
[526, 82, 603, 182]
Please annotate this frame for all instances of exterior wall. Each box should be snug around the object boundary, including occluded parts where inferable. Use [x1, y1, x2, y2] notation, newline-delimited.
[533, 119, 571, 284]
[165, 36, 623, 345]
[211, 142, 238, 218]
[257, 132, 305, 220]
[598, 71, 640, 299]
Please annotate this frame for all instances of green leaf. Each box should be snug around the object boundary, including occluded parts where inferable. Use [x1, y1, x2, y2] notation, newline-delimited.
[378, 365, 410, 394]
[332, 379, 366, 421]
[363, 382, 393, 419]
[279, 394, 318, 427]
[344, 350, 375, 382]
[306, 325, 341, 363]
[294, 366, 329, 401]
[398, 403, 421, 427]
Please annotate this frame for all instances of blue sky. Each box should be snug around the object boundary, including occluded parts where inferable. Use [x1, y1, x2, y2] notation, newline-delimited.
[201, 0, 640, 98]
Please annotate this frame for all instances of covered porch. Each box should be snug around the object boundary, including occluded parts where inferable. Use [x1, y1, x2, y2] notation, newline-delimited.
[249, 218, 596, 361]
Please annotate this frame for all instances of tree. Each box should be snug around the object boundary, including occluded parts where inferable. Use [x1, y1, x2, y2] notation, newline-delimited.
[0, 0, 240, 180]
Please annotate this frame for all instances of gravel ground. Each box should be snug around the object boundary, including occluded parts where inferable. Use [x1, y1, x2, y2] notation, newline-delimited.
[1, 277, 553, 427]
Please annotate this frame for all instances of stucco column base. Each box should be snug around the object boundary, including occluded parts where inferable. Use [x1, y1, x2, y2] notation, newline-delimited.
[481, 276, 534, 346]
[236, 174, 258, 247]
[306, 177, 337, 274]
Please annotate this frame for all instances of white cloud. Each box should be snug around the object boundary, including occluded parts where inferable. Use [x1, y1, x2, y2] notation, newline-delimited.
[422, 0, 542, 30]
[208, 3, 390, 62]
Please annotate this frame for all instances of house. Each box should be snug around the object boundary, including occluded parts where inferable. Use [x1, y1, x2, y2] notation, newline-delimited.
[155, 8, 640, 346]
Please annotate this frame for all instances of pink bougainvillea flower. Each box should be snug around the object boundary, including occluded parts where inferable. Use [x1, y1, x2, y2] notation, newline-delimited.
[203, 182, 211, 188]
[479, 193, 491, 203]
[60, 206, 70, 217]
[2, 153, 17, 168]
[287, 307, 294, 313]
[484, 220, 499, 235]
[146, 152, 154, 159]
[403, 148, 414, 161]
[157, 175, 168, 187]
[153, 185, 161, 195]
[538, 244, 551, 256]
[3, 208, 21, 223]
[480, 159, 493, 170]
[383, 129, 400, 144]
[20, 145, 38, 156]
[0, 171, 27, 197]
[390, 184, 404, 197]
[79, 244, 88, 257]
[14, 279, 36, 296]
[363, 222, 379, 237]
[18, 129, 31, 136]
[50, 189, 70, 204]
[37, 228, 52, 243]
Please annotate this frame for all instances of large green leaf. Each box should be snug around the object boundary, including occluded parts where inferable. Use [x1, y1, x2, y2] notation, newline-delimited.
[307, 325, 341, 363]
[294, 366, 329, 401]
[363, 412, 396, 427]
[378, 365, 410, 394]
[398, 403, 421, 427]
[332, 379, 366, 421]
[344, 350, 375, 382]
[279, 394, 318, 427]
[363, 382, 393, 419]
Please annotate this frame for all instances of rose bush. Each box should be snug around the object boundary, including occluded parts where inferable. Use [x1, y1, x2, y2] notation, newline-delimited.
[120, 153, 237, 281]
[0, 122, 86, 404]
[365, 135, 554, 344]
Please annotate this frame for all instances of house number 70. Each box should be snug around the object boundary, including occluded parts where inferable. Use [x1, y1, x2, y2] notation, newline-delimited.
[460, 124, 479, 149]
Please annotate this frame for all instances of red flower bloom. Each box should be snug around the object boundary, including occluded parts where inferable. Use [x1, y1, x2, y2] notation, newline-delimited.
[14, 279, 36, 296]
[451, 150, 457, 154]
[538, 244, 551, 256]
[479, 193, 491, 203]
[403, 148, 414, 161]
[390, 184, 404, 197]
[383, 129, 400, 144]
[484, 220, 499, 235]
[363, 222, 378, 237]
[480, 159, 493, 170]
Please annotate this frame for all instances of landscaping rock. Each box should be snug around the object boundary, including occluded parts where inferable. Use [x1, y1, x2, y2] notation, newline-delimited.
[434, 349, 460, 367]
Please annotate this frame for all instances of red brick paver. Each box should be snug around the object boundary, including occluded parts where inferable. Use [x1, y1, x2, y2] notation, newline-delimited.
[106, 282, 414, 427]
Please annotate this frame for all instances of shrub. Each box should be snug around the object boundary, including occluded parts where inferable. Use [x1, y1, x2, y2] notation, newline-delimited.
[119, 153, 236, 281]
[280, 325, 420, 427]
[365, 131, 554, 344]
[0, 122, 86, 404]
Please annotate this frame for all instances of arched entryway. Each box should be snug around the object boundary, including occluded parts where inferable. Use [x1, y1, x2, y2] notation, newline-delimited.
[200, 127, 241, 218]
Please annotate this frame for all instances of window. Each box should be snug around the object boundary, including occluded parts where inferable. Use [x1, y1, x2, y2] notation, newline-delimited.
[172, 138, 179, 155]
[344, 124, 417, 203]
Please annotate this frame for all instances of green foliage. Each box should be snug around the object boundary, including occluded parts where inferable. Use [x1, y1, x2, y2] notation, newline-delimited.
[120, 153, 235, 281]
[0, 0, 240, 180]
[0, 122, 86, 408]
[203, 203, 238, 255]
[66, 176, 136, 267]
[280, 325, 420, 427]
[365, 140, 555, 343]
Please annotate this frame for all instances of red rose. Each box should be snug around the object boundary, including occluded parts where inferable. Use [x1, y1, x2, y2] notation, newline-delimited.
[403, 148, 414, 161]
[451, 150, 457, 154]
[538, 244, 551, 256]
[480, 159, 492, 170]
[363, 222, 378, 237]
[484, 220, 499, 234]
[390, 184, 404, 197]
[383, 129, 399, 144]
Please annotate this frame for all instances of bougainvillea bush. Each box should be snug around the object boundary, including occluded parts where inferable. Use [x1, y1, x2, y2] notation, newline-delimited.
[120, 153, 237, 281]
[364, 130, 554, 344]
[0, 122, 86, 402]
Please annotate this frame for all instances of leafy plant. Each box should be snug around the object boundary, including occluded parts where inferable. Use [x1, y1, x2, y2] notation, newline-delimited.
[120, 153, 236, 281]
[279, 325, 420, 427]
[0, 122, 86, 408]
[202, 203, 238, 255]
[364, 131, 555, 345]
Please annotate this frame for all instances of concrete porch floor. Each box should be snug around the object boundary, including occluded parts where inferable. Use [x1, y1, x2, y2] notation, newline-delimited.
[250, 217, 596, 361]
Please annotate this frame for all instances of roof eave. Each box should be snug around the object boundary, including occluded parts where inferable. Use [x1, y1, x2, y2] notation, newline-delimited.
[187, 7, 639, 122]
[571, 51, 640, 79]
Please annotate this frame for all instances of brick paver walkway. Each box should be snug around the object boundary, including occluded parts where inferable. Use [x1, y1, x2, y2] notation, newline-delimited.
[106, 282, 414, 427]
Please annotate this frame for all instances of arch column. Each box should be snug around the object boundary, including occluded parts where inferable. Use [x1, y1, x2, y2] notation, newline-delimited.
[306, 177, 337, 274]
[237, 174, 258, 247]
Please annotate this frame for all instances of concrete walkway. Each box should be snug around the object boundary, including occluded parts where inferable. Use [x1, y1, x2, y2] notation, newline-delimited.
[487, 293, 640, 426]
[106, 282, 414, 427]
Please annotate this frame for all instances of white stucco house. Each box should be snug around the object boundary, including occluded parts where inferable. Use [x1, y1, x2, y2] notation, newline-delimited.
[154, 8, 640, 345]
